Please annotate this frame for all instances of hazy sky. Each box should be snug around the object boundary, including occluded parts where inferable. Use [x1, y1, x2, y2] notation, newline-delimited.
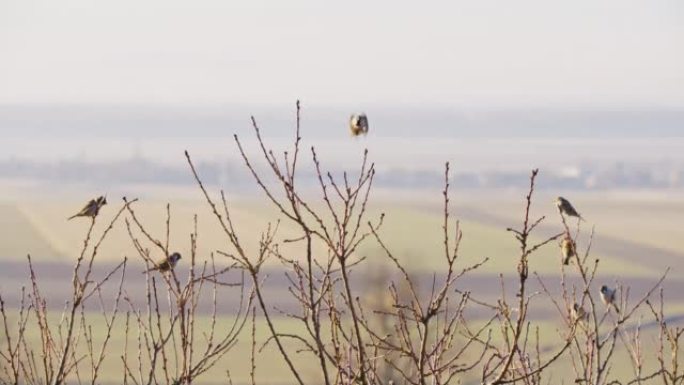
[1, 0, 682, 108]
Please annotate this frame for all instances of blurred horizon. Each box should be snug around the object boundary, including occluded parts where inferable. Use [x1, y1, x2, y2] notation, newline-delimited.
[1, 103, 684, 138]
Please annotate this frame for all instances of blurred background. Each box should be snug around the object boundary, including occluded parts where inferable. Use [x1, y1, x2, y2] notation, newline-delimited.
[0, 0, 683, 383]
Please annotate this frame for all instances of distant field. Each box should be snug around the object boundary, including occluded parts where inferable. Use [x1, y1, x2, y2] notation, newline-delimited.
[455, 190, 683, 275]
[0, 193, 676, 311]
[0, 195, 667, 279]
[0, 190, 682, 384]
[470, 190, 684, 255]
[0, 204, 61, 260]
[1, 311, 321, 385]
[361, 204, 659, 277]
[0, 308, 673, 385]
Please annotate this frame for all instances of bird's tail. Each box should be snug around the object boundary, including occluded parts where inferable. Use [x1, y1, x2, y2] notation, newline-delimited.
[67, 214, 78, 221]
[563, 256, 571, 265]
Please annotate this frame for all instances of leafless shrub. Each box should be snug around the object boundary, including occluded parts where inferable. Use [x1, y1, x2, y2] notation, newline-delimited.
[0, 201, 130, 385]
[0, 101, 679, 385]
[0, 201, 251, 385]
[121, 200, 254, 384]
[645, 289, 684, 385]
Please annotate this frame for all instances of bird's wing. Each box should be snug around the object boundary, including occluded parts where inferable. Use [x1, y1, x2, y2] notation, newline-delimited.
[71, 200, 95, 217]
[563, 201, 581, 217]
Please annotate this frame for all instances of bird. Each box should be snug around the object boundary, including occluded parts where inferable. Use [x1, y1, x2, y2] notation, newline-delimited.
[68, 195, 107, 220]
[555, 196, 583, 220]
[599, 285, 619, 313]
[571, 303, 589, 325]
[144, 252, 182, 274]
[349, 113, 369, 136]
[560, 236, 577, 265]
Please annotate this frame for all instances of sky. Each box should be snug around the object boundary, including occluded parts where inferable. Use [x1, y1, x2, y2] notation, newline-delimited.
[1, 0, 683, 108]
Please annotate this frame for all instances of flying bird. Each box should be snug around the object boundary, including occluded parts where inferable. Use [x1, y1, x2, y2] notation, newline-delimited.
[599, 285, 619, 313]
[349, 114, 369, 136]
[571, 303, 589, 324]
[68, 195, 107, 220]
[144, 252, 182, 274]
[555, 196, 583, 220]
[560, 236, 577, 265]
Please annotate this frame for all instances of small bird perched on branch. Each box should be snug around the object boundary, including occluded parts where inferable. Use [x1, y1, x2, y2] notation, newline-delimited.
[68, 195, 107, 220]
[349, 113, 369, 136]
[600, 285, 619, 313]
[144, 252, 182, 274]
[555, 196, 583, 221]
[571, 303, 589, 324]
[560, 235, 577, 265]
